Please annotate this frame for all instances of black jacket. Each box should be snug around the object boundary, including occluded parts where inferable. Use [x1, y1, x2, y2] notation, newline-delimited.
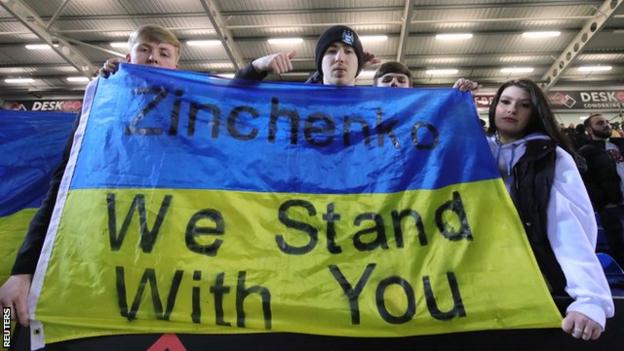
[234, 62, 268, 81]
[578, 138, 624, 210]
[510, 139, 568, 296]
[234, 62, 322, 84]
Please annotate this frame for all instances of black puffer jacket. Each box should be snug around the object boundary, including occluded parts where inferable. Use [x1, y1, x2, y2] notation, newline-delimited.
[578, 138, 624, 210]
[510, 139, 567, 296]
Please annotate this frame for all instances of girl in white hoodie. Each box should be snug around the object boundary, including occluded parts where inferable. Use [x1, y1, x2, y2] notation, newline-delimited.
[486, 79, 613, 340]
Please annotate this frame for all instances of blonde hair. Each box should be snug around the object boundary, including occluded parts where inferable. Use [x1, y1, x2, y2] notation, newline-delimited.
[127, 25, 181, 58]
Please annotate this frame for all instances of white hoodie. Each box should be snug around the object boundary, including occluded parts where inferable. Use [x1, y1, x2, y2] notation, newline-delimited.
[487, 133, 614, 329]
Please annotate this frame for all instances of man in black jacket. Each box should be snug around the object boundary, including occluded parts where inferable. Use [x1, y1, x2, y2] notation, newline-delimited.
[0, 24, 183, 328]
[578, 113, 624, 267]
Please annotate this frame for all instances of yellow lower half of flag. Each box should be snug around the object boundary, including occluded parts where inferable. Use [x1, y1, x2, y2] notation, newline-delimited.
[0, 208, 36, 285]
[34, 180, 561, 343]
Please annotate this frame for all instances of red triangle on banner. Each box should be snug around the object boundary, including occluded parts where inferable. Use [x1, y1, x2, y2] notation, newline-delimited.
[146, 333, 188, 351]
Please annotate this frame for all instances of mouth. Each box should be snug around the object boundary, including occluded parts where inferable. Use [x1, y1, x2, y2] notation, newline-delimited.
[501, 117, 517, 123]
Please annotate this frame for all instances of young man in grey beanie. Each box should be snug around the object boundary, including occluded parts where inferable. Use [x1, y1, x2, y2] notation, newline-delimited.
[310, 25, 364, 85]
[235, 25, 371, 86]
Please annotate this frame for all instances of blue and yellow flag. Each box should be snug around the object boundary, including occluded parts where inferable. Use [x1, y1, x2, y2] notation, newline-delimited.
[0, 110, 75, 284]
[29, 64, 561, 346]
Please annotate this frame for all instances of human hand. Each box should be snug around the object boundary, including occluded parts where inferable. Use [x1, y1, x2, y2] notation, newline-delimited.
[453, 78, 480, 93]
[363, 51, 382, 68]
[98, 57, 123, 78]
[0, 274, 33, 327]
[561, 311, 603, 340]
[252, 51, 296, 74]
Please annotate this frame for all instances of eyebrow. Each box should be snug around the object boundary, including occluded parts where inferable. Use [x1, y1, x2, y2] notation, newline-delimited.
[500, 95, 531, 102]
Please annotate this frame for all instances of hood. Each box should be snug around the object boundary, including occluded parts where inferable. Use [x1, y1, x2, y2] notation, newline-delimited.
[487, 132, 550, 187]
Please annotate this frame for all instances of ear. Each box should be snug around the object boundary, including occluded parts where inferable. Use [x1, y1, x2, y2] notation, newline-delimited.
[125, 53, 131, 63]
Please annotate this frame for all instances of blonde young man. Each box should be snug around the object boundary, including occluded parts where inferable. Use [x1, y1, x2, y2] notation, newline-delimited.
[0, 24, 182, 328]
[100, 24, 181, 76]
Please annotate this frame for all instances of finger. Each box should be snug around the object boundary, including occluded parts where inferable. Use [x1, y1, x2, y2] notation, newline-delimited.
[277, 56, 287, 73]
[286, 55, 293, 71]
[276, 59, 285, 74]
[271, 61, 280, 74]
[287, 50, 296, 59]
[591, 325, 602, 340]
[570, 321, 585, 339]
[561, 316, 574, 333]
[271, 59, 280, 74]
[15, 296, 29, 327]
[278, 58, 287, 74]
[581, 324, 593, 341]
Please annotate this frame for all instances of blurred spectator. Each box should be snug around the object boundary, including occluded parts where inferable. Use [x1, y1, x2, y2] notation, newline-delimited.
[578, 113, 624, 268]
[571, 123, 589, 149]
[612, 122, 624, 138]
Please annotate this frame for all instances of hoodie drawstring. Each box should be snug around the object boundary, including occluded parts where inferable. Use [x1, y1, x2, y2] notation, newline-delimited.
[508, 145, 516, 177]
[495, 137, 517, 177]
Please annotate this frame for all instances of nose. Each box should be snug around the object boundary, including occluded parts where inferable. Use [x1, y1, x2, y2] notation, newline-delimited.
[334, 49, 345, 62]
[390, 79, 398, 87]
[147, 52, 158, 64]
[507, 102, 517, 114]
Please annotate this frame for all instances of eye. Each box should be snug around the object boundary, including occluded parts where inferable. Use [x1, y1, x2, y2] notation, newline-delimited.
[161, 51, 170, 57]
[500, 99, 510, 104]
[382, 76, 393, 83]
[344, 48, 354, 54]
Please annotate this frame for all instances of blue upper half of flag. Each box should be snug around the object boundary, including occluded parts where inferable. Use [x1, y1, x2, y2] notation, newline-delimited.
[0, 110, 76, 216]
[71, 64, 498, 194]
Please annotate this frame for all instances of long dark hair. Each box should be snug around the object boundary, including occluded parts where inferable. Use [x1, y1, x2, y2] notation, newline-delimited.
[487, 78, 577, 157]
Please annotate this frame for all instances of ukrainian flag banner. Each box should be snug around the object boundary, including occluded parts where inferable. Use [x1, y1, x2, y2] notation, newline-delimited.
[0, 110, 75, 285]
[29, 64, 561, 346]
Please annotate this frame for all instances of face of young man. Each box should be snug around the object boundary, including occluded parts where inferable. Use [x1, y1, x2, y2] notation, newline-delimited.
[375, 73, 410, 88]
[126, 40, 179, 69]
[587, 115, 612, 140]
[321, 42, 358, 86]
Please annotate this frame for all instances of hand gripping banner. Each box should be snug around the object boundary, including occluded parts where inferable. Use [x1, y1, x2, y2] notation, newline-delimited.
[0, 110, 75, 285]
[29, 64, 561, 347]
